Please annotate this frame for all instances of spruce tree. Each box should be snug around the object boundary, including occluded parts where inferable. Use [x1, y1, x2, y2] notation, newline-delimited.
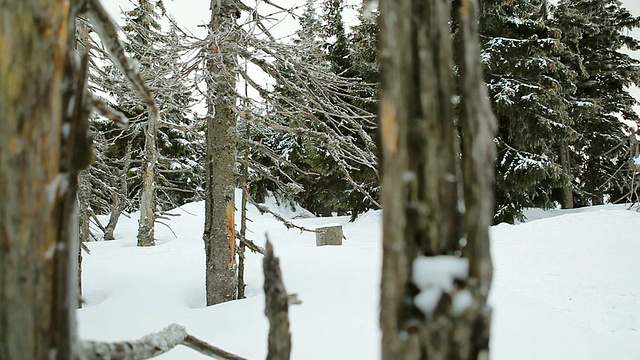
[480, 0, 578, 222]
[554, 0, 640, 206]
[249, 0, 379, 219]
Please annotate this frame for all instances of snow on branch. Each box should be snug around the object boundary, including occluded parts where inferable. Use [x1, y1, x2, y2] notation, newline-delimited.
[82, 324, 187, 359]
[82, 323, 248, 360]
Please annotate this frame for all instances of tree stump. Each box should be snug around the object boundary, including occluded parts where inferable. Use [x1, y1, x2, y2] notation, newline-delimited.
[315, 225, 343, 246]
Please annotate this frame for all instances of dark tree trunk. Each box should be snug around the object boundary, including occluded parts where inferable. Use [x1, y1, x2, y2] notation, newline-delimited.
[559, 141, 574, 209]
[264, 241, 292, 360]
[204, 0, 239, 305]
[0, 0, 86, 358]
[379, 0, 496, 358]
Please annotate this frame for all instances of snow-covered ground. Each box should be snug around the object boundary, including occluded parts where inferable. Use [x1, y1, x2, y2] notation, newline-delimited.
[78, 192, 640, 359]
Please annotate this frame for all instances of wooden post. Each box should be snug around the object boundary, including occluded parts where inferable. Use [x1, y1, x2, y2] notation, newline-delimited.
[315, 225, 343, 246]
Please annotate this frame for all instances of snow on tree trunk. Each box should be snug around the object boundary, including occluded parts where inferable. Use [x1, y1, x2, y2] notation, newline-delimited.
[203, 0, 239, 305]
[137, 105, 159, 246]
[0, 1, 85, 358]
[378, 0, 495, 358]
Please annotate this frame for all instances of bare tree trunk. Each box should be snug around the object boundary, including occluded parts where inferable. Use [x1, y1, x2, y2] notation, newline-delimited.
[238, 167, 249, 299]
[559, 141, 574, 209]
[379, 0, 495, 358]
[264, 241, 292, 360]
[204, 0, 239, 305]
[78, 171, 92, 242]
[78, 170, 90, 307]
[137, 105, 159, 246]
[104, 140, 132, 240]
[0, 1, 85, 358]
[76, 21, 92, 308]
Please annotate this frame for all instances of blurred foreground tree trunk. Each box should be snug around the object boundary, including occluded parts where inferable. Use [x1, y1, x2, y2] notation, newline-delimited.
[0, 0, 86, 358]
[379, 0, 496, 358]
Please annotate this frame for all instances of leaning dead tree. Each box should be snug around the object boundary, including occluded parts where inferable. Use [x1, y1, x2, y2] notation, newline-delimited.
[379, 0, 496, 358]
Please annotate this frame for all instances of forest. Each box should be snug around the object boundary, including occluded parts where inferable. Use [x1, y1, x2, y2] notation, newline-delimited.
[1, 0, 639, 359]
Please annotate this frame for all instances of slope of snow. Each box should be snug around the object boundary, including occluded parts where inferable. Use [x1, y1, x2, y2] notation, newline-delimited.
[78, 196, 640, 359]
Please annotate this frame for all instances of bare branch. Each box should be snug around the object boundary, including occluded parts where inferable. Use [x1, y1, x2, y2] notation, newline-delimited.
[82, 323, 248, 360]
[84, 0, 157, 109]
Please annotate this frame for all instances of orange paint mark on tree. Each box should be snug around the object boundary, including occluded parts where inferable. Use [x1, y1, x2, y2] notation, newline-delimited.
[461, 0, 471, 19]
[226, 202, 236, 269]
[380, 95, 399, 154]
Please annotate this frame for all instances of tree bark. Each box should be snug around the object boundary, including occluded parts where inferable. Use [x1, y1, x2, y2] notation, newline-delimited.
[559, 140, 574, 209]
[104, 140, 133, 240]
[379, 0, 495, 358]
[137, 105, 159, 246]
[264, 241, 292, 360]
[204, 0, 240, 305]
[0, 0, 85, 358]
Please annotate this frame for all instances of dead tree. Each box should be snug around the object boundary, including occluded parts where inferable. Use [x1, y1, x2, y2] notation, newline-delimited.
[379, 0, 496, 358]
[189, 0, 378, 305]
[0, 0, 161, 357]
[203, 0, 241, 305]
[263, 240, 292, 360]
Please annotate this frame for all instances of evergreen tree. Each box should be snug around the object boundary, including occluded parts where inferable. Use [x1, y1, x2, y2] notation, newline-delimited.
[88, 0, 203, 226]
[480, 0, 578, 222]
[349, 4, 379, 112]
[553, 0, 640, 206]
[323, 0, 353, 76]
[248, 0, 379, 219]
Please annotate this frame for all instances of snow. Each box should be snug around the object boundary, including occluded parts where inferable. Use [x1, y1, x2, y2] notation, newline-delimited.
[412, 255, 469, 291]
[411, 255, 469, 316]
[452, 289, 474, 315]
[79, 196, 640, 359]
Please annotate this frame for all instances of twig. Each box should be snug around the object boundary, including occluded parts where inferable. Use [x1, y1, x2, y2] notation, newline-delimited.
[182, 334, 249, 360]
[236, 231, 266, 255]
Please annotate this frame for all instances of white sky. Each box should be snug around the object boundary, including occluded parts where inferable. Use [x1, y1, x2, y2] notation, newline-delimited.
[619, 0, 640, 116]
[103, 0, 640, 116]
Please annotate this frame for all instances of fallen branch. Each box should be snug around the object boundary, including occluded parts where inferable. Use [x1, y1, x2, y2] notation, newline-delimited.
[182, 334, 249, 360]
[82, 324, 248, 360]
